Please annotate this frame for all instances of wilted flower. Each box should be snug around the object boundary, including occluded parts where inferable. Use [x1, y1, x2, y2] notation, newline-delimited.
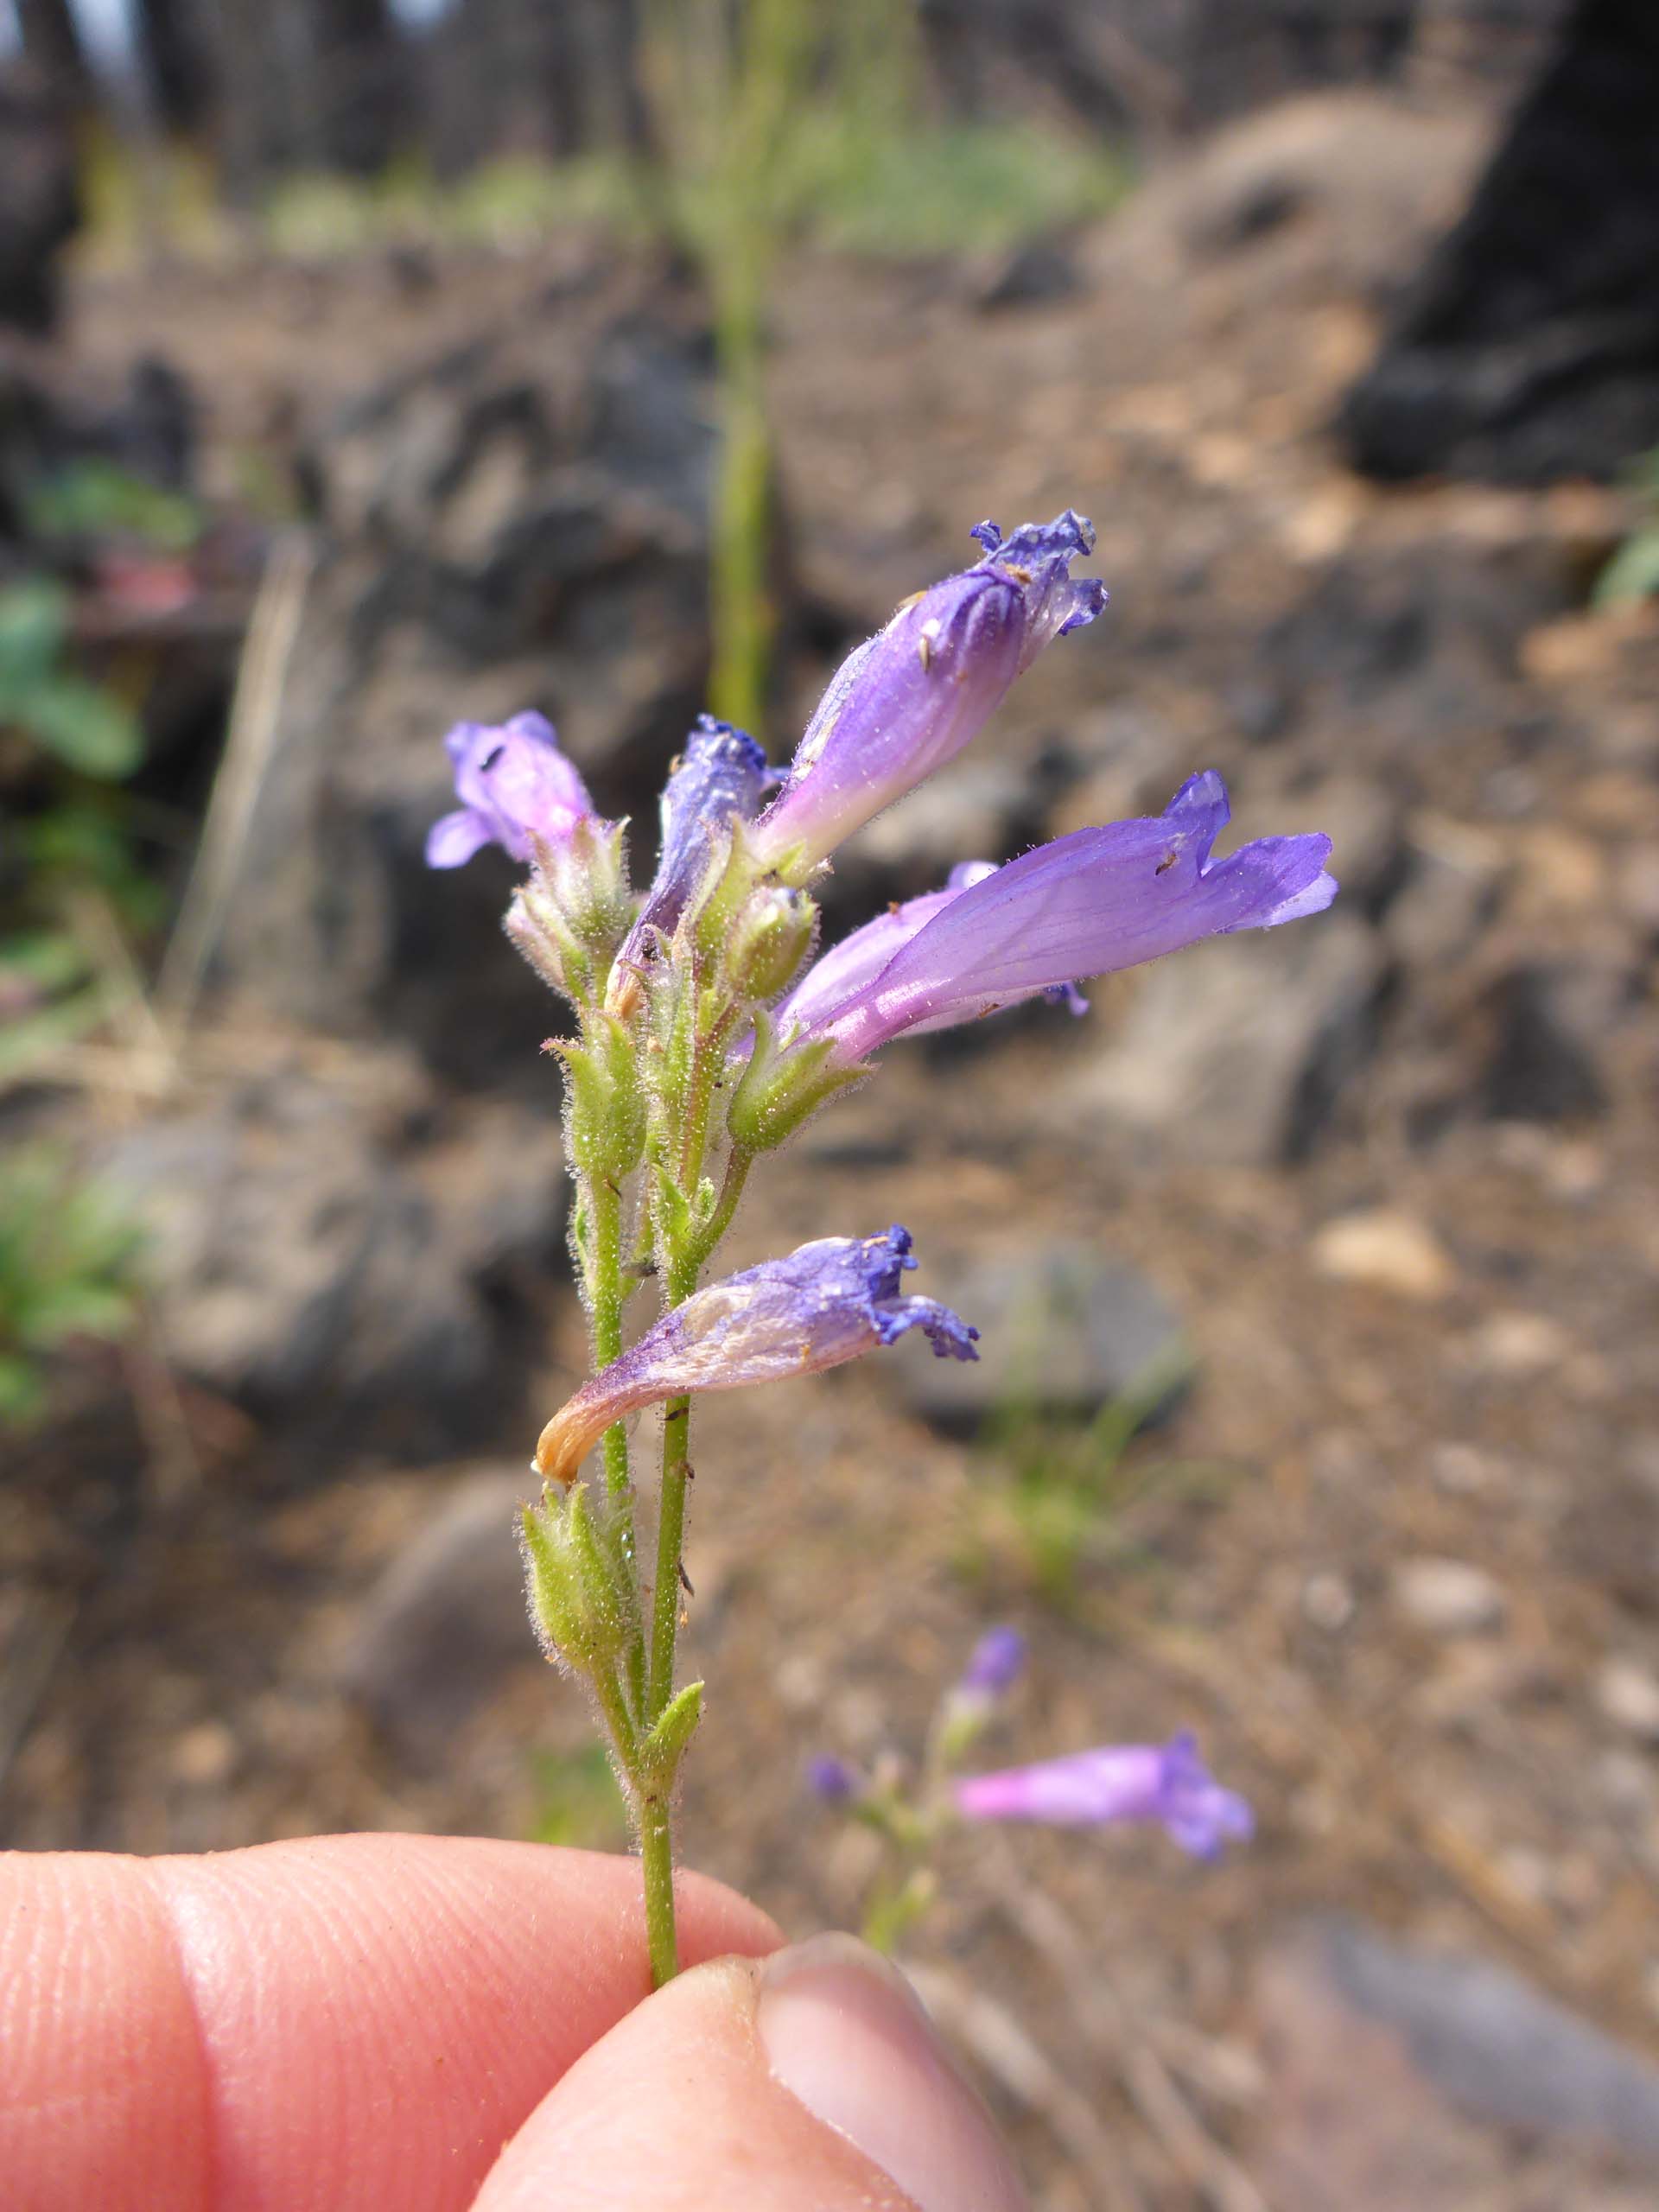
[426, 712, 595, 868]
[748, 512, 1106, 874]
[955, 1731, 1253, 1860]
[772, 772, 1337, 1063]
[534, 1226, 977, 1484]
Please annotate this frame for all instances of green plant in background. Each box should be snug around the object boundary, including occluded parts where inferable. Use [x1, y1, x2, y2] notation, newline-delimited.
[0, 576, 158, 1084]
[1593, 445, 1659, 607]
[0, 1144, 145, 1423]
[23, 461, 203, 559]
[526, 1742, 630, 1851]
[0, 578, 143, 781]
[639, 0, 915, 730]
[957, 1345, 1226, 1609]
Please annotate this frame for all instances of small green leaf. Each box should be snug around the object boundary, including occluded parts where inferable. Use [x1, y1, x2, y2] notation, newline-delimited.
[0, 577, 67, 689]
[16, 677, 143, 779]
[1593, 527, 1659, 608]
[640, 1679, 703, 1779]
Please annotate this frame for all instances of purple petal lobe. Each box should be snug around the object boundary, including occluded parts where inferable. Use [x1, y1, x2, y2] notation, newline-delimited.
[425, 808, 495, 869]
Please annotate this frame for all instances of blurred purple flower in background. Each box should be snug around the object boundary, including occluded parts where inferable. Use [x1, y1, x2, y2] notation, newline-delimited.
[748, 512, 1107, 872]
[805, 1754, 861, 1803]
[955, 1732, 1253, 1860]
[425, 711, 595, 868]
[957, 1625, 1027, 1700]
[535, 1225, 977, 1482]
[772, 772, 1337, 1064]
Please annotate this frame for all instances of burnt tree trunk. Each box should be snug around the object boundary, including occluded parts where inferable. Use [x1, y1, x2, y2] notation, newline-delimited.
[133, 0, 218, 134]
[13, 0, 90, 99]
[1342, 0, 1659, 481]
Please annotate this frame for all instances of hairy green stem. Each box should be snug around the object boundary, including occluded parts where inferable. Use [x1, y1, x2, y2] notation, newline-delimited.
[588, 1174, 645, 1718]
[639, 1788, 679, 1989]
[693, 1147, 752, 1267]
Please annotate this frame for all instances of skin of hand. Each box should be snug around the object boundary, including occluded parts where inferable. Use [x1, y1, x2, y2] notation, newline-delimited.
[1, 1832, 1029, 2212]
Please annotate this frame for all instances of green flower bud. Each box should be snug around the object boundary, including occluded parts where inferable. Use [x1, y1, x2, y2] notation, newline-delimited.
[724, 885, 817, 1003]
[556, 1013, 646, 1183]
[725, 1007, 865, 1154]
[520, 1484, 632, 1673]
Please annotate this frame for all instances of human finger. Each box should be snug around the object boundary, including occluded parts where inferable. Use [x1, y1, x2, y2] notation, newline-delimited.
[1, 1833, 778, 2212]
[473, 1931, 1029, 2211]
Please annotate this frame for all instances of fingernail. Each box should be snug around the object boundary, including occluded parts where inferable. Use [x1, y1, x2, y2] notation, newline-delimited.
[757, 1933, 1029, 2212]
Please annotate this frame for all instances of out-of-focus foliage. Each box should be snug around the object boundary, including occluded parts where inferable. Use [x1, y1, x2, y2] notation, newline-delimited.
[958, 1347, 1225, 1608]
[0, 575, 161, 1085]
[0, 578, 142, 779]
[525, 1742, 629, 1850]
[0, 1144, 146, 1424]
[1593, 448, 1659, 607]
[23, 460, 204, 559]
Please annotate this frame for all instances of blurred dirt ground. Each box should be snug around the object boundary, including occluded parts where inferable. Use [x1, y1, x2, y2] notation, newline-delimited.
[5, 89, 1659, 2210]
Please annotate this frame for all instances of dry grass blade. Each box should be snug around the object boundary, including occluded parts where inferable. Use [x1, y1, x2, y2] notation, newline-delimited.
[157, 529, 315, 1036]
[986, 1850, 1271, 2212]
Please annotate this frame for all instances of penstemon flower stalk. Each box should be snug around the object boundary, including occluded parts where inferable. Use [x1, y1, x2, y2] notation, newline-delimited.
[428, 512, 1337, 1986]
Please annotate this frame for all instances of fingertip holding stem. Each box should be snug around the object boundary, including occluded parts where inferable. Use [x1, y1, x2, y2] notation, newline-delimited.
[758, 1935, 1030, 2212]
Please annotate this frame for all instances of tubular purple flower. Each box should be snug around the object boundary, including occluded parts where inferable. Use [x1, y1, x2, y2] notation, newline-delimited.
[748, 513, 1107, 873]
[955, 1732, 1253, 1860]
[426, 712, 595, 868]
[773, 862, 995, 1039]
[957, 1625, 1027, 1700]
[533, 1226, 977, 1484]
[778, 772, 1338, 1064]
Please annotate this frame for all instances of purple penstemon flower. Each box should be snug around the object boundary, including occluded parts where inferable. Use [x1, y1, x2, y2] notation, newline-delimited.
[747, 512, 1106, 874]
[426, 712, 595, 868]
[534, 1225, 977, 1484]
[956, 1732, 1253, 1860]
[771, 772, 1337, 1064]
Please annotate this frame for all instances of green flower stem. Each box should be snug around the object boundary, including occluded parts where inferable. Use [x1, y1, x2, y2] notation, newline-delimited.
[692, 1146, 752, 1269]
[648, 1395, 691, 1719]
[587, 1173, 645, 1718]
[638, 1234, 702, 1987]
[639, 1787, 679, 1989]
[588, 1176, 631, 1497]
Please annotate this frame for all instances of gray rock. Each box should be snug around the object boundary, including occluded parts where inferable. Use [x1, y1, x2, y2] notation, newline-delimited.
[1255, 1915, 1659, 2209]
[897, 1244, 1186, 1431]
[100, 1066, 565, 1446]
[972, 239, 1080, 314]
[340, 1467, 535, 1761]
[213, 293, 724, 1072]
[1071, 912, 1385, 1164]
[1481, 961, 1619, 1123]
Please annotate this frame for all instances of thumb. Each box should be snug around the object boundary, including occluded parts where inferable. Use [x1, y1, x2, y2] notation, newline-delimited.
[471, 1932, 1031, 2211]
